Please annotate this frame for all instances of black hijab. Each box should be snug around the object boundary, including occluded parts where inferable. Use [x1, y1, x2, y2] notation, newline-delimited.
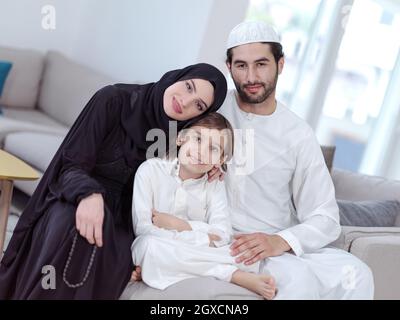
[117, 63, 227, 165]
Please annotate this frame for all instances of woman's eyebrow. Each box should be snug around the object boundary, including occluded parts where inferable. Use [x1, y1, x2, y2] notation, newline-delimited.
[190, 79, 208, 109]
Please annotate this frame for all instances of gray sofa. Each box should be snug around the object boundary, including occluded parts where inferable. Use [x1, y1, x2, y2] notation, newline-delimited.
[1, 46, 400, 300]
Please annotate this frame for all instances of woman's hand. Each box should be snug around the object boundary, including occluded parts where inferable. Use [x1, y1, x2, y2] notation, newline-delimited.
[130, 266, 142, 282]
[152, 210, 191, 231]
[207, 165, 224, 182]
[76, 193, 104, 247]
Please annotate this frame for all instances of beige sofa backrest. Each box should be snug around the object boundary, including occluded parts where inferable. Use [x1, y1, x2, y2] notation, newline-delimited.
[0, 46, 44, 109]
[332, 168, 400, 203]
[38, 51, 115, 127]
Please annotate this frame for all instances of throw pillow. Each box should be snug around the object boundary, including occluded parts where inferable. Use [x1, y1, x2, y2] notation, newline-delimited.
[0, 60, 12, 96]
[0, 60, 12, 115]
[338, 199, 400, 227]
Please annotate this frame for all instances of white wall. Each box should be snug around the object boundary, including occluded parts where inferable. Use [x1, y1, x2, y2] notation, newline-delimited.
[0, 0, 249, 82]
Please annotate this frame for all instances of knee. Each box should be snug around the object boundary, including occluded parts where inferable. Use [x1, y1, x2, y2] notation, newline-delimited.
[267, 257, 320, 299]
[342, 256, 374, 293]
[356, 260, 374, 288]
[131, 235, 160, 264]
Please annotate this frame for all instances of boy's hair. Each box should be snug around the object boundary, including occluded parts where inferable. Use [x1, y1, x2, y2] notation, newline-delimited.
[226, 42, 284, 66]
[172, 113, 235, 171]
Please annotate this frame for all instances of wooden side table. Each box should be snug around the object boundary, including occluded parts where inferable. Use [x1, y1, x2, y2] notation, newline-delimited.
[0, 149, 39, 258]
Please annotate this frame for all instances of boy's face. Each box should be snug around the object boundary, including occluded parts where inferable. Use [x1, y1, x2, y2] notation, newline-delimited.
[163, 79, 214, 121]
[227, 43, 284, 104]
[177, 126, 228, 174]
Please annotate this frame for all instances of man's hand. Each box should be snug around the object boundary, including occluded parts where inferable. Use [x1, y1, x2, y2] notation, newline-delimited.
[130, 266, 142, 282]
[152, 210, 191, 231]
[207, 165, 224, 182]
[230, 233, 291, 265]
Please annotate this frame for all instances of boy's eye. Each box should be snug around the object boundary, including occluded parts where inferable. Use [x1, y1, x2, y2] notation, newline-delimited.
[257, 63, 266, 67]
[186, 81, 192, 91]
[237, 64, 245, 69]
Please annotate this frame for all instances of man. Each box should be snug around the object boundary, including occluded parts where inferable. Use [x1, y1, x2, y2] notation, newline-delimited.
[218, 20, 374, 299]
[129, 21, 374, 300]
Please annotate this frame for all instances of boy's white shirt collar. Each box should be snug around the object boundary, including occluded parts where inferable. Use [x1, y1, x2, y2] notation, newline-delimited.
[168, 157, 208, 185]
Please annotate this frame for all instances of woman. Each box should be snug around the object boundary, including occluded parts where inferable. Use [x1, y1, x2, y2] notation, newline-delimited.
[0, 63, 227, 299]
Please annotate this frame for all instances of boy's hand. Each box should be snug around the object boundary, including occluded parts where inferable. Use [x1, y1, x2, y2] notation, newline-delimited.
[152, 210, 191, 231]
[208, 233, 221, 247]
[207, 165, 224, 182]
[130, 266, 142, 282]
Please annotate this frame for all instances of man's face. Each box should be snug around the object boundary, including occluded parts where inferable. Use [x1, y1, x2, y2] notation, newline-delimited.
[227, 43, 283, 104]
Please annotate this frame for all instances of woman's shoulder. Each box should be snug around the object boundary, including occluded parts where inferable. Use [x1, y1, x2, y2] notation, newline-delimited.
[94, 84, 126, 99]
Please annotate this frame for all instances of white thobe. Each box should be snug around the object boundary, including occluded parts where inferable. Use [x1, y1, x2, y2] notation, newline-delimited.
[218, 90, 374, 299]
[131, 158, 258, 290]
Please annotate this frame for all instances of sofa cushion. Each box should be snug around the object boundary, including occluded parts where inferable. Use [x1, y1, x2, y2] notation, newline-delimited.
[4, 131, 64, 172]
[338, 200, 400, 227]
[1, 106, 68, 131]
[332, 168, 400, 201]
[350, 235, 400, 300]
[0, 108, 68, 146]
[0, 46, 44, 109]
[38, 51, 114, 126]
[120, 277, 261, 300]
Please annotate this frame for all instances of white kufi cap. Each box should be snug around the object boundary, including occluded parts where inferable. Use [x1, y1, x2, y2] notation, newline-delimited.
[226, 21, 281, 50]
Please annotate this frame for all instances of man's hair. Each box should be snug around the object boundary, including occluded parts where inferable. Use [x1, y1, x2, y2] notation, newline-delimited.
[226, 42, 284, 66]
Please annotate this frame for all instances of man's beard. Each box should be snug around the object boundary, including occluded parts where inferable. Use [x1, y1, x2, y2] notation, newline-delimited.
[233, 69, 278, 104]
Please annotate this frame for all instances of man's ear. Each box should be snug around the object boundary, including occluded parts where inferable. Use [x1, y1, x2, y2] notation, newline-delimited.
[278, 57, 285, 75]
[226, 62, 232, 74]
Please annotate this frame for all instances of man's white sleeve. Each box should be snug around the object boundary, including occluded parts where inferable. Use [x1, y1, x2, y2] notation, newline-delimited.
[276, 132, 341, 256]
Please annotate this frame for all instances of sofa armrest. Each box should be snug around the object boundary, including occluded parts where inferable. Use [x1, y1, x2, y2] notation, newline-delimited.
[331, 226, 400, 251]
[350, 236, 400, 300]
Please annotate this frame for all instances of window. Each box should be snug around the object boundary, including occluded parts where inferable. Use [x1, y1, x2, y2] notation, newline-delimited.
[316, 0, 400, 174]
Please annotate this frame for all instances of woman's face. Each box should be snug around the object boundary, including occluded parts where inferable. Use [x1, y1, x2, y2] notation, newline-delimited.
[177, 125, 228, 174]
[163, 78, 215, 121]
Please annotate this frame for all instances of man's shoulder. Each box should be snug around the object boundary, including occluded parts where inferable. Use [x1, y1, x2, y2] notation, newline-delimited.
[278, 101, 314, 138]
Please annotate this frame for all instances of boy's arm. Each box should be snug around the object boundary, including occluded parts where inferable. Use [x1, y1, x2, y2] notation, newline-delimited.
[132, 163, 210, 247]
[187, 181, 233, 247]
